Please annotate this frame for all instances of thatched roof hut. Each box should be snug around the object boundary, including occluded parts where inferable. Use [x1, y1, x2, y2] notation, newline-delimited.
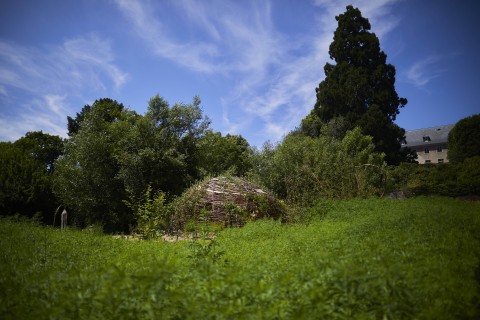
[172, 176, 286, 230]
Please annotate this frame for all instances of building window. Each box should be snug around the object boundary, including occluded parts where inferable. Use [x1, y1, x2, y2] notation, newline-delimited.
[424, 148, 429, 154]
[425, 160, 431, 163]
[437, 146, 443, 152]
[438, 159, 444, 163]
[400, 139, 407, 145]
[423, 136, 431, 142]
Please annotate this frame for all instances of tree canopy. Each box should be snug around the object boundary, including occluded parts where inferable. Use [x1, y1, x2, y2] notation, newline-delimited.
[448, 114, 480, 163]
[14, 131, 64, 173]
[197, 130, 252, 178]
[0, 93, 255, 232]
[54, 95, 219, 232]
[304, 5, 408, 164]
[0, 131, 64, 221]
[67, 98, 125, 136]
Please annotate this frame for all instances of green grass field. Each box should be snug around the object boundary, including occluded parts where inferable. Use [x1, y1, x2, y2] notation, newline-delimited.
[1, 197, 479, 319]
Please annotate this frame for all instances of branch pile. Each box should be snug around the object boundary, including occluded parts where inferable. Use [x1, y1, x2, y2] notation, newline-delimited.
[172, 176, 286, 230]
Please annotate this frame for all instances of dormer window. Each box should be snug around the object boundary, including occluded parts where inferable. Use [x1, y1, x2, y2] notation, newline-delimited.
[423, 136, 431, 142]
[400, 139, 407, 145]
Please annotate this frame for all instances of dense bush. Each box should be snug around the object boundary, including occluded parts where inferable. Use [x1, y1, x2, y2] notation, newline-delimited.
[124, 186, 172, 239]
[387, 156, 480, 197]
[250, 127, 386, 204]
[448, 113, 480, 163]
[0, 132, 63, 223]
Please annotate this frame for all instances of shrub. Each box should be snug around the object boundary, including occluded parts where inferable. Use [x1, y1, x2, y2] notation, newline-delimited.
[250, 127, 386, 204]
[386, 156, 480, 197]
[126, 185, 172, 238]
[448, 113, 480, 163]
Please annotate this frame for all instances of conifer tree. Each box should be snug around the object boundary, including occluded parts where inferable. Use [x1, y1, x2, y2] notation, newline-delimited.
[308, 5, 408, 164]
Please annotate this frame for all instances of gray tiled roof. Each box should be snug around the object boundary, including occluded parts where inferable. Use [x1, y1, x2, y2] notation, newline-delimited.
[403, 124, 454, 147]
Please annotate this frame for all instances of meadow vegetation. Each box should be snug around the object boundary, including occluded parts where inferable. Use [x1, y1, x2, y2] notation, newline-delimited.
[1, 197, 479, 319]
[1, 5, 480, 319]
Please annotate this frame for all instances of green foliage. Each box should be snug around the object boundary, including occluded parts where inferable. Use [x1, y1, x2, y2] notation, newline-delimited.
[168, 178, 207, 232]
[248, 141, 279, 193]
[115, 95, 210, 199]
[53, 99, 132, 232]
[251, 127, 386, 204]
[300, 110, 323, 137]
[54, 95, 210, 232]
[0, 218, 184, 320]
[0, 137, 61, 222]
[197, 130, 253, 178]
[67, 98, 125, 136]
[14, 131, 64, 174]
[127, 186, 171, 239]
[188, 229, 225, 269]
[448, 113, 480, 163]
[306, 5, 408, 164]
[1, 197, 479, 319]
[387, 157, 480, 196]
[0, 142, 45, 216]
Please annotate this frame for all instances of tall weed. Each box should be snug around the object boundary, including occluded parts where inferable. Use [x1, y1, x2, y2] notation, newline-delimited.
[1, 197, 479, 319]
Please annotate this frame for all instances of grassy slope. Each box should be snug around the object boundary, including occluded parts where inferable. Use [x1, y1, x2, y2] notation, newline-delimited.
[0, 197, 479, 319]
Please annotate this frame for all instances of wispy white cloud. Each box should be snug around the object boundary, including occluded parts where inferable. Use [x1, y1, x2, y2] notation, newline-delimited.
[113, 0, 404, 145]
[63, 36, 128, 89]
[0, 34, 127, 94]
[113, 0, 221, 73]
[234, 0, 403, 142]
[173, 0, 222, 41]
[406, 55, 443, 87]
[113, 0, 282, 77]
[0, 34, 127, 141]
[0, 94, 70, 140]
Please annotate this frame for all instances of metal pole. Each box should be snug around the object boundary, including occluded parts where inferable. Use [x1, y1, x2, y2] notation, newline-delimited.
[61, 209, 67, 230]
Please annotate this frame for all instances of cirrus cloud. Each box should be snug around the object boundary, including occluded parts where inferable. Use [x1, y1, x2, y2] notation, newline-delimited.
[0, 34, 128, 141]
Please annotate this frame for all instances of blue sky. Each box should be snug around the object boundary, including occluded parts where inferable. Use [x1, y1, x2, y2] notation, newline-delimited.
[1, 0, 479, 147]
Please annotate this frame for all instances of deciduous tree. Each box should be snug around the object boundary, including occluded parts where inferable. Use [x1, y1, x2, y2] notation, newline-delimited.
[115, 95, 210, 200]
[67, 98, 125, 136]
[448, 114, 480, 163]
[54, 95, 210, 232]
[196, 130, 252, 177]
[14, 131, 64, 173]
[54, 99, 132, 231]
[0, 141, 57, 221]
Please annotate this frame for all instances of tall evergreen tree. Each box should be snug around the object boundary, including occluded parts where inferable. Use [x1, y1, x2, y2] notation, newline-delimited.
[307, 5, 408, 164]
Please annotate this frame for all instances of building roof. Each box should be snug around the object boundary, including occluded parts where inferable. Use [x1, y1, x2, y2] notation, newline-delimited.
[403, 124, 454, 147]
